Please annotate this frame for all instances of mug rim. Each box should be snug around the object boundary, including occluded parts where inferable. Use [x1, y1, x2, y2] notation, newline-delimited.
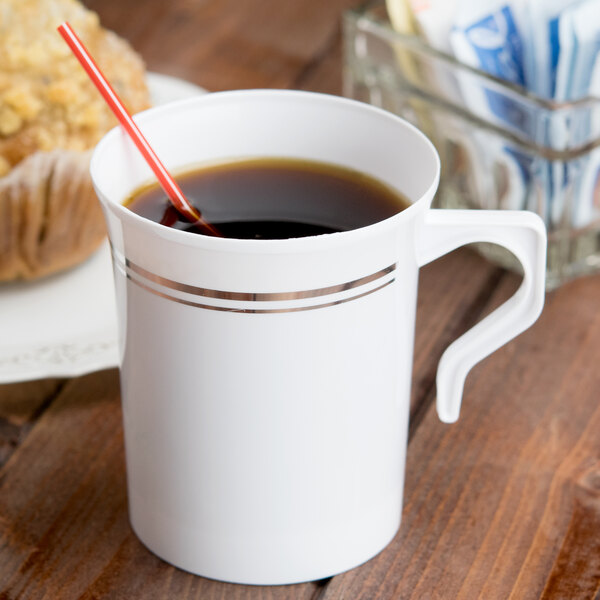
[90, 89, 441, 253]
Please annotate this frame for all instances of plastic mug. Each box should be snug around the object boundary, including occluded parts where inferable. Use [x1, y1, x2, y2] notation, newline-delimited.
[90, 90, 546, 585]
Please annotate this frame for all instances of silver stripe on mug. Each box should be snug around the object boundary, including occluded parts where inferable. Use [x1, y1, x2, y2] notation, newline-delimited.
[124, 273, 395, 314]
[120, 256, 396, 302]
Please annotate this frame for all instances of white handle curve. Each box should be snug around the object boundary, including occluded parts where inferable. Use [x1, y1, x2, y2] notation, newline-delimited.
[417, 209, 547, 423]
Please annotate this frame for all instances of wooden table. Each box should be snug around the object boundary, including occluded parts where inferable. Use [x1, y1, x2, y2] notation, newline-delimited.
[1, 1, 599, 598]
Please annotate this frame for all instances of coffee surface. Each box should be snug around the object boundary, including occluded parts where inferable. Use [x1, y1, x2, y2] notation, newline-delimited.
[124, 158, 410, 239]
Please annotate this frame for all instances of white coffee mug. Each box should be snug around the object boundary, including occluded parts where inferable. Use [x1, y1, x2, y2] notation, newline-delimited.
[91, 90, 546, 585]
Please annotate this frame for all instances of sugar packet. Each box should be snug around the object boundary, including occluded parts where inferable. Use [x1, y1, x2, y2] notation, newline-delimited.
[523, 0, 581, 99]
[402, 0, 491, 206]
[448, 1, 531, 213]
[562, 0, 600, 100]
[449, 1, 532, 134]
[408, 0, 459, 53]
[551, 1, 600, 226]
[450, 0, 527, 87]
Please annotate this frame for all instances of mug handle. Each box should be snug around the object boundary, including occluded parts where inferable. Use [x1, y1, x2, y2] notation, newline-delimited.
[416, 209, 547, 423]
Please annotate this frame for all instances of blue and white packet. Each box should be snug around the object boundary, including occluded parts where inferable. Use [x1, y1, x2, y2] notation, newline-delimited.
[405, 0, 600, 227]
[566, 0, 600, 226]
[450, 1, 531, 134]
[451, 3, 526, 86]
[448, 0, 600, 227]
[521, 0, 600, 228]
[449, 2, 531, 212]
[523, 0, 584, 100]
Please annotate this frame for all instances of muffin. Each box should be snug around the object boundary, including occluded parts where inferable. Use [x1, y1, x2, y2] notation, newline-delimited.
[0, 0, 151, 281]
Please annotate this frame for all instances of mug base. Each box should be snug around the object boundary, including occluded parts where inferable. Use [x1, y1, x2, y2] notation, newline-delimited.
[128, 492, 402, 585]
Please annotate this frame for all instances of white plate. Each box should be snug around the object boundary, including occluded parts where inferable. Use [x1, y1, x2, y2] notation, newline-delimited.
[0, 73, 206, 383]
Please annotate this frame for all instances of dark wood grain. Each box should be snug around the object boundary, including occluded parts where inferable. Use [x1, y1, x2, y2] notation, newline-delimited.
[321, 273, 600, 600]
[1, 0, 598, 598]
[0, 378, 63, 470]
[411, 251, 506, 422]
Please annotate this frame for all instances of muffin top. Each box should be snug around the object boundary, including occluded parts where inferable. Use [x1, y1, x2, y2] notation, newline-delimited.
[0, 0, 150, 176]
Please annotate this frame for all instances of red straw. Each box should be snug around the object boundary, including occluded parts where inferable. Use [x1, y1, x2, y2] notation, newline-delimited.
[57, 22, 220, 237]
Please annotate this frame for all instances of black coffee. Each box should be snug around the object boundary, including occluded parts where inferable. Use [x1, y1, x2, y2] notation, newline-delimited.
[124, 158, 410, 239]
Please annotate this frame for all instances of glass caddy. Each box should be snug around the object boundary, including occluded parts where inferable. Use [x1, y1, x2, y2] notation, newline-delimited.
[343, 1, 600, 289]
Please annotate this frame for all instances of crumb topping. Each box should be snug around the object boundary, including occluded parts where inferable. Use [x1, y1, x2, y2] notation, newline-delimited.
[0, 0, 150, 176]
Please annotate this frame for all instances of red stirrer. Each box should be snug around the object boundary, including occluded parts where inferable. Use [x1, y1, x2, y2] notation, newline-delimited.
[57, 22, 220, 237]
